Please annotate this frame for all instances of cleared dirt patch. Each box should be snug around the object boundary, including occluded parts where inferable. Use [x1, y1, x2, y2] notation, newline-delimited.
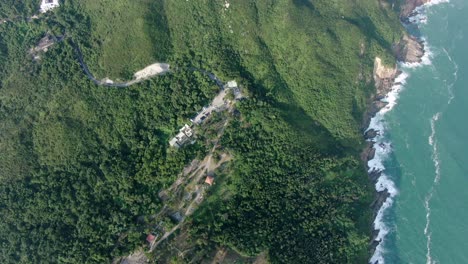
[134, 63, 170, 80]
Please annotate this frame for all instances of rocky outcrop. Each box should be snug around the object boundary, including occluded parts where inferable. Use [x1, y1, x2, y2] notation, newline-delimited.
[373, 57, 399, 95]
[361, 142, 376, 161]
[364, 129, 379, 140]
[361, 58, 399, 130]
[400, 0, 430, 18]
[393, 34, 425, 63]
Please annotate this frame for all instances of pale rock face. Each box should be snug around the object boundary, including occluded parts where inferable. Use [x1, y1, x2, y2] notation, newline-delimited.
[373, 58, 397, 80]
[373, 57, 398, 98]
[133, 63, 170, 80]
[40, 0, 60, 13]
[392, 34, 425, 64]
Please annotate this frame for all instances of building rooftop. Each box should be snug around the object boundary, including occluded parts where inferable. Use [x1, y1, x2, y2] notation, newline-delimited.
[146, 234, 156, 243]
[204, 175, 215, 186]
[226, 80, 238, 88]
[40, 0, 60, 13]
[169, 124, 194, 148]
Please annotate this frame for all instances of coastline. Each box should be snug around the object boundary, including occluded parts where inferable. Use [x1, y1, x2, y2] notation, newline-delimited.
[362, 0, 437, 263]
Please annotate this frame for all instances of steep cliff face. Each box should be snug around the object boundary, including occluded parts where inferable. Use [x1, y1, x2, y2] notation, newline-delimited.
[373, 57, 398, 95]
[393, 34, 425, 63]
[394, 0, 430, 64]
[361, 56, 398, 177]
[362, 57, 399, 130]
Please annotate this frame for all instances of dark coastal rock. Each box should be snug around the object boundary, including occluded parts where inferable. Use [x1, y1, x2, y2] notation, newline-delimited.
[364, 0, 431, 259]
[369, 169, 383, 183]
[369, 190, 391, 255]
[365, 129, 379, 140]
[367, 148, 376, 162]
[361, 142, 375, 163]
[369, 239, 382, 264]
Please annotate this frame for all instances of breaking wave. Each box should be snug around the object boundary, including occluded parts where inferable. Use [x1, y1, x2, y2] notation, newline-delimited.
[368, 1, 450, 263]
[367, 71, 408, 264]
[408, 0, 450, 25]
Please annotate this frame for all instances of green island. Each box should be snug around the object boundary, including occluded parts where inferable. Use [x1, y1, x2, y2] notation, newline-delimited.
[0, 0, 404, 263]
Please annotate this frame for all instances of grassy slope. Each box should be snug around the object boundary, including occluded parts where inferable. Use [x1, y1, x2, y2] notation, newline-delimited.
[0, 0, 37, 18]
[69, 0, 172, 79]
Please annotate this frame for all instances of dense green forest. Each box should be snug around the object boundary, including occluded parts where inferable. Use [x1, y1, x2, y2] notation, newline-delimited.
[0, 0, 403, 263]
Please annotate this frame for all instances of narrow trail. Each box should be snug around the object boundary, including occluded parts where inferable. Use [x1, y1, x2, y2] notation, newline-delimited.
[149, 119, 230, 252]
[4, 15, 225, 89]
[71, 41, 166, 88]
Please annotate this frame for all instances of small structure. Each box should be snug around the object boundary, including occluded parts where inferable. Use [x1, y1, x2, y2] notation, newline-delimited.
[226, 80, 237, 89]
[30, 33, 65, 61]
[191, 106, 212, 125]
[170, 211, 183, 223]
[204, 175, 215, 186]
[146, 233, 156, 244]
[190, 80, 243, 126]
[30, 34, 56, 55]
[225, 80, 243, 100]
[169, 124, 194, 148]
[183, 191, 193, 201]
[40, 0, 60, 13]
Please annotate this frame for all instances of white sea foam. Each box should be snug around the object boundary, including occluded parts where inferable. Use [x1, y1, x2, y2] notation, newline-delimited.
[401, 38, 433, 68]
[442, 48, 458, 104]
[426, 0, 450, 7]
[367, 72, 406, 264]
[424, 113, 442, 264]
[367, 71, 409, 264]
[369, 182, 395, 264]
[408, 0, 450, 24]
[369, 1, 450, 263]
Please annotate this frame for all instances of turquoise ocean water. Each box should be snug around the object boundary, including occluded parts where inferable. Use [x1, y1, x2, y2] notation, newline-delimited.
[369, 1, 468, 263]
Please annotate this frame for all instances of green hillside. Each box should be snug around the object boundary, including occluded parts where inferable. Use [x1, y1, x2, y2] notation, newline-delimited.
[0, 0, 403, 263]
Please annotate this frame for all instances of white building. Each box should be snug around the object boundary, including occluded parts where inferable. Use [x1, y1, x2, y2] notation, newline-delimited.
[226, 80, 237, 89]
[40, 0, 60, 13]
[225, 80, 243, 100]
[169, 124, 194, 148]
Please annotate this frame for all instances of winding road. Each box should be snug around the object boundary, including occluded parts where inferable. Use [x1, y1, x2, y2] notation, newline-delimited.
[71, 40, 226, 89]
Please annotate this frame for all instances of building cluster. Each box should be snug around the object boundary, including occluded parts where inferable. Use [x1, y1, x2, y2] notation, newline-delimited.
[169, 80, 243, 149]
[190, 80, 242, 125]
[169, 124, 194, 149]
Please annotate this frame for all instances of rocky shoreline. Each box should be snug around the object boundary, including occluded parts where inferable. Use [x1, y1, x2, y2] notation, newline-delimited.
[362, 0, 429, 259]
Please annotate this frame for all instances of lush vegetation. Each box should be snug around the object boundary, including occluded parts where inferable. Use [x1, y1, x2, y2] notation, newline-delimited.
[186, 85, 374, 260]
[0, 0, 403, 263]
[0, 0, 37, 18]
[0, 19, 216, 263]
